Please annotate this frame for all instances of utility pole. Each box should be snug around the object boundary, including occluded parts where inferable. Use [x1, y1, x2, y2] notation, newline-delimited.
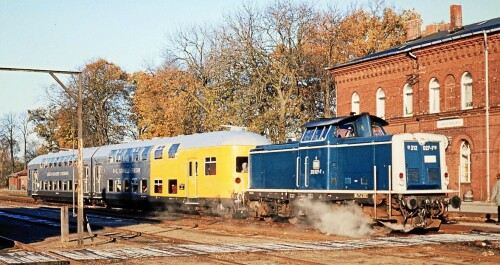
[77, 73, 84, 245]
[0, 67, 84, 245]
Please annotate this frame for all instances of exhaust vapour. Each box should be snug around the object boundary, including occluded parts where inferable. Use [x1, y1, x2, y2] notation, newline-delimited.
[299, 199, 374, 238]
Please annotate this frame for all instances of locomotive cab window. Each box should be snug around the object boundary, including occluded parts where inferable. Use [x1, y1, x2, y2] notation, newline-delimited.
[302, 126, 330, 142]
[236, 157, 248, 173]
[335, 124, 356, 138]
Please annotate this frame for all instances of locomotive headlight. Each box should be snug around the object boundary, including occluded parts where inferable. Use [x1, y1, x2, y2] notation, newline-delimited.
[399, 172, 405, 186]
[235, 177, 241, 184]
[406, 196, 418, 210]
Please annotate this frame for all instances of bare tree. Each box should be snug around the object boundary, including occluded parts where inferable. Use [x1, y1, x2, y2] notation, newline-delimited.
[0, 112, 19, 173]
[18, 112, 33, 169]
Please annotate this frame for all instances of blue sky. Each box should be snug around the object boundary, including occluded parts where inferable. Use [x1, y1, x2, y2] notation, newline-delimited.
[1, 0, 499, 119]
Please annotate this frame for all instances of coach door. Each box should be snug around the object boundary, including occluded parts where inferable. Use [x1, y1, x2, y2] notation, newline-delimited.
[298, 145, 328, 190]
[404, 141, 442, 190]
[297, 125, 331, 190]
[93, 165, 103, 197]
[187, 160, 198, 199]
[32, 169, 39, 195]
[84, 166, 91, 195]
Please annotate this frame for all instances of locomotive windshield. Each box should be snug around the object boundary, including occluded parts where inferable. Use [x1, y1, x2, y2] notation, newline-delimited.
[301, 125, 331, 142]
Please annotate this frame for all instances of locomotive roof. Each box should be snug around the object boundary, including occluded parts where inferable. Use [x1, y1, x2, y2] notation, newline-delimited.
[302, 113, 388, 128]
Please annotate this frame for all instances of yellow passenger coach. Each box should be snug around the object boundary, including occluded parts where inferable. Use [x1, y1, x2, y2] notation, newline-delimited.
[149, 129, 270, 214]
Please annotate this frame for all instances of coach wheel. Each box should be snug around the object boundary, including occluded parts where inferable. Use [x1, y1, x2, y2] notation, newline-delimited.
[288, 216, 299, 225]
[263, 216, 274, 223]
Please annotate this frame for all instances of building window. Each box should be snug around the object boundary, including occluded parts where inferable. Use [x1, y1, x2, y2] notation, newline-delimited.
[403, 83, 413, 117]
[376, 88, 385, 118]
[461, 72, 473, 110]
[429, 78, 440, 113]
[459, 140, 471, 183]
[351, 92, 360, 114]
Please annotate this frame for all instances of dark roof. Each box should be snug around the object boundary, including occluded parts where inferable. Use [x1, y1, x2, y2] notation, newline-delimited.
[302, 113, 388, 128]
[327, 17, 500, 70]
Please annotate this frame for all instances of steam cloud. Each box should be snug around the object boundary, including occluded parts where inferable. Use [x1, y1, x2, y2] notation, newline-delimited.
[299, 199, 375, 238]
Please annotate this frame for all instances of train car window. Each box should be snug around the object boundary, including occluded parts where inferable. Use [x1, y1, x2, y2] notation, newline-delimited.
[115, 150, 123, 162]
[205, 157, 217, 175]
[109, 150, 116, 163]
[116, 179, 122, 192]
[189, 161, 198, 176]
[142, 146, 152, 161]
[236, 157, 248, 173]
[132, 148, 140, 162]
[168, 179, 178, 194]
[140, 179, 148, 193]
[123, 149, 132, 163]
[132, 178, 139, 193]
[168, 143, 180, 158]
[108, 179, 114, 192]
[124, 180, 130, 192]
[154, 179, 163, 193]
[154, 146, 165, 160]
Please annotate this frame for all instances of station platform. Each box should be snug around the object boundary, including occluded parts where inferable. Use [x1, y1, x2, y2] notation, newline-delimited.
[448, 201, 499, 222]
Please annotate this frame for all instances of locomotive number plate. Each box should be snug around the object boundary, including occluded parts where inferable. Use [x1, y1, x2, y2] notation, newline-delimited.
[354, 193, 368, 198]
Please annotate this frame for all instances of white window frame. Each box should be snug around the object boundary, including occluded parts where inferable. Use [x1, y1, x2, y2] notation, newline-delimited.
[403, 83, 413, 117]
[461, 72, 473, 110]
[351, 92, 360, 114]
[429, 78, 440, 113]
[376, 88, 385, 118]
[459, 140, 471, 183]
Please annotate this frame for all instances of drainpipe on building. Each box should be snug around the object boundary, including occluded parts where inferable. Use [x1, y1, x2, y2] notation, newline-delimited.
[483, 31, 490, 201]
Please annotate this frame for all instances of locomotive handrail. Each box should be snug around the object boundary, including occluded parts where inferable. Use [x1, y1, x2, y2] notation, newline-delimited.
[296, 157, 300, 188]
[304, 156, 309, 188]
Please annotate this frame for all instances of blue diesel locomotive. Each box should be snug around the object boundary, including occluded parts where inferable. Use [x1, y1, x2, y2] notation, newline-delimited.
[245, 113, 460, 230]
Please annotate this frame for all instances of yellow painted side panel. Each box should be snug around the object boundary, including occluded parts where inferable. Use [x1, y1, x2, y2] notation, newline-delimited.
[150, 144, 254, 199]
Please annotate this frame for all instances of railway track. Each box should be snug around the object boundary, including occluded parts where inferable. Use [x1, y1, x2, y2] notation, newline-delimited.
[2, 193, 500, 264]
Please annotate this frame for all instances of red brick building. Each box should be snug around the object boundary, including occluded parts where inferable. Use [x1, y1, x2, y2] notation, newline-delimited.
[328, 6, 500, 201]
[8, 169, 28, 191]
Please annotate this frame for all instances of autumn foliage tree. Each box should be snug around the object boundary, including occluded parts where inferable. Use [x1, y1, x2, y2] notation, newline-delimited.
[30, 59, 135, 149]
[29, 1, 421, 148]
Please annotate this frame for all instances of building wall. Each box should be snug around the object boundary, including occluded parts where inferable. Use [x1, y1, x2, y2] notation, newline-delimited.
[331, 33, 500, 201]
